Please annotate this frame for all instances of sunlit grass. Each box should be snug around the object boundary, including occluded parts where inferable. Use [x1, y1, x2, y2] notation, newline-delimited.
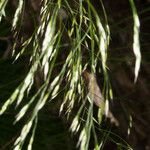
[0, 0, 141, 150]
[129, 0, 141, 83]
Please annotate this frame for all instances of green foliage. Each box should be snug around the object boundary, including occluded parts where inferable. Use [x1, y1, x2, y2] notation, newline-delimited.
[0, 0, 8, 21]
[0, 0, 141, 150]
